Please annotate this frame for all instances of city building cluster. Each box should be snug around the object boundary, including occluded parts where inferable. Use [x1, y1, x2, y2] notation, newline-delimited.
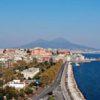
[0, 47, 71, 68]
[1, 47, 86, 91]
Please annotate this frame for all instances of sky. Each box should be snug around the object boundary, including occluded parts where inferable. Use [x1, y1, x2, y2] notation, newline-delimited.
[0, 0, 100, 48]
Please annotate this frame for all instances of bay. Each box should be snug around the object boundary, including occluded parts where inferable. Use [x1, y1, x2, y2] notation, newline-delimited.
[73, 54, 100, 100]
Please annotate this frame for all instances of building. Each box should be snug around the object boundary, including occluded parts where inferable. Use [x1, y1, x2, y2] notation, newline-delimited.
[8, 80, 26, 89]
[57, 49, 70, 55]
[21, 68, 39, 79]
[0, 49, 4, 54]
[31, 48, 52, 62]
[31, 47, 52, 56]
[70, 53, 85, 62]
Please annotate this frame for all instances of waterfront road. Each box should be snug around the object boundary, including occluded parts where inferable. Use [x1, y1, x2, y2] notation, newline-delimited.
[34, 62, 66, 100]
[60, 63, 71, 100]
[34, 62, 71, 100]
[53, 85, 65, 100]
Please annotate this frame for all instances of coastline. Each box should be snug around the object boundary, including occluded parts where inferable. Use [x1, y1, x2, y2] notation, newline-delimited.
[67, 63, 85, 100]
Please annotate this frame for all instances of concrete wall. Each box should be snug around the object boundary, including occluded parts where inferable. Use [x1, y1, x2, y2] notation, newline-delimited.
[67, 63, 85, 100]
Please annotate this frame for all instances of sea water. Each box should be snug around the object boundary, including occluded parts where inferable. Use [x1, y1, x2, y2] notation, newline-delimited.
[73, 54, 100, 100]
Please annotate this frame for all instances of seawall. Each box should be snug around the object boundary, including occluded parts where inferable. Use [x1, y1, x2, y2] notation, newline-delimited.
[67, 63, 85, 100]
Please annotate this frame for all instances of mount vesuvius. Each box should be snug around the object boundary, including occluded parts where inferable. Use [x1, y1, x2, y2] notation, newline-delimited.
[20, 38, 96, 50]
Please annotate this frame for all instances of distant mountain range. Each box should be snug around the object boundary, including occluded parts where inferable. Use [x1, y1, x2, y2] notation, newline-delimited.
[20, 38, 97, 50]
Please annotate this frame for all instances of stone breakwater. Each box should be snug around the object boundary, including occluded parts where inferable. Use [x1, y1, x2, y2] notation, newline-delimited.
[67, 63, 85, 100]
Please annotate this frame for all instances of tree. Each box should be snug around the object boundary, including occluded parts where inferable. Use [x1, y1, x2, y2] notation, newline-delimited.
[32, 58, 37, 64]
[3, 69, 15, 83]
[16, 73, 24, 81]
[48, 96, 55, 100]
[13, 60, 28, 71]
[0, 93, 3, 100]
[19, 89, 25, 97]
[25, 87, 33, 94]
[0, 80, 3, 87]
[4, 86, 19, 100]
[40, 73, 50, 87]
[40, 61, 63, 87]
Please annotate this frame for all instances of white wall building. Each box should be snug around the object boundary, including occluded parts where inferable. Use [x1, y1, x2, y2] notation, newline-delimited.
[70, 54, 85, 62]
[21, 68, 39, 79]
[8, 80, 26, 89]
[66, 55, 71, 61]
[0, 58, 7, 62]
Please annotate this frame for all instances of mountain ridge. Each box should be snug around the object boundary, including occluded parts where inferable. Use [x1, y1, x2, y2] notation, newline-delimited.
[20, 38, 97, 50]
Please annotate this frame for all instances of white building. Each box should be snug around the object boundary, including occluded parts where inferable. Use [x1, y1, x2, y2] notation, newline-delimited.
[14, 56, 22, 61]
[21, 68, 39, 79]
[70, 54, 85, 62]
[66, 55, 71, 61]
[52, 54, 66, 62]
[0, 58, 7, 62]
[8, 80, 26, 89]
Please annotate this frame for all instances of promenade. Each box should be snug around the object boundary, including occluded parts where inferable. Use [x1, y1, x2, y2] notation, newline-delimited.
[60, 63, 71, 100]
[67, 63, 85, 100]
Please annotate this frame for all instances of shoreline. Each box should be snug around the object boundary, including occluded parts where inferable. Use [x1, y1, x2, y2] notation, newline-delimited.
[67, 63, 85, 100]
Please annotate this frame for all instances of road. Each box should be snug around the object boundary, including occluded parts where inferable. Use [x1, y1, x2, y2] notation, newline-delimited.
[34, 62, 66, 100]
[34, 62, 71, 100]
[60, 63, 71, 100]
[53, 85, 65, 100]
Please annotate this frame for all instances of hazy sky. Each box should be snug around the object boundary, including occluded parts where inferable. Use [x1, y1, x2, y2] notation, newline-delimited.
[0, 0, 100, 48]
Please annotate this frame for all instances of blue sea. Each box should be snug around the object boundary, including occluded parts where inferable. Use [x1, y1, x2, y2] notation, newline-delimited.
[73, 54, 100, 100]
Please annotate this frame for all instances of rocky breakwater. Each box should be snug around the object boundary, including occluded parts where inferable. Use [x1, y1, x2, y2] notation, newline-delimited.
[67, 63, 85, 100]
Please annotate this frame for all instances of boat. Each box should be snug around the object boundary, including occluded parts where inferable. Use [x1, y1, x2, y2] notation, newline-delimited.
[75, 63, 80, 66]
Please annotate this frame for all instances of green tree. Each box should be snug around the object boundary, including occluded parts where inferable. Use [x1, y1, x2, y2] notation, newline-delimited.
[0, 93, 3, 100]
[25, 87, 33, 94]
[48, 96, 55, 100]
[16, 73, 24, 81]
[40, 73, 50, 87]
[40, 61, 63, 87]
[4, 86, 19, 100]
[3, 69, 15, 83]
[13, 60, 28, 71]
[19, 89, 25, 97]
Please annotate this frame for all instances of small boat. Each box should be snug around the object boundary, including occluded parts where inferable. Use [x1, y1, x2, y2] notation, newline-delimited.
[75, 63, 80, 66]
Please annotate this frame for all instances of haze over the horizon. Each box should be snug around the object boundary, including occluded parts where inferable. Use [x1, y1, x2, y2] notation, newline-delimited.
[0, 0, 100, 48]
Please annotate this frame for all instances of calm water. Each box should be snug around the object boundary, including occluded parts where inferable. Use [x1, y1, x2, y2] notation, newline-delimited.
[73, 54, 100, 100]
